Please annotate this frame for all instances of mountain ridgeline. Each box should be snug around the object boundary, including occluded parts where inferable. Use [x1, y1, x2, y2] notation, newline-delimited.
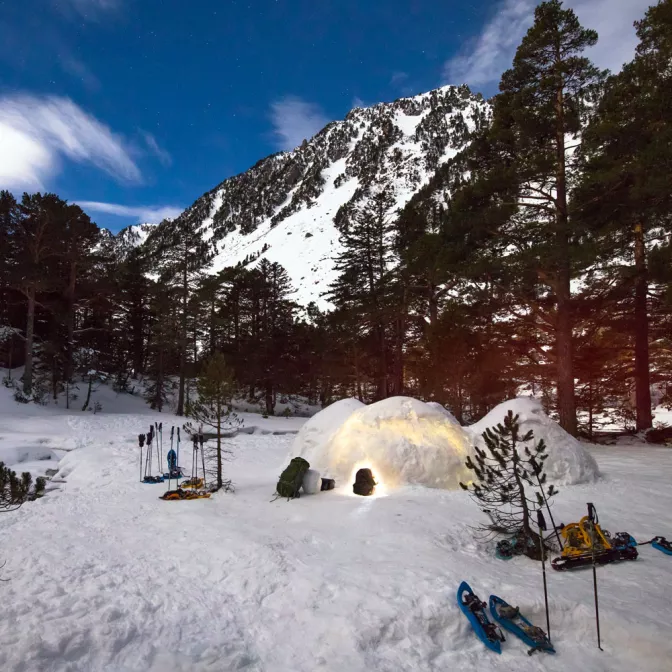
[141, 84, 490, 308]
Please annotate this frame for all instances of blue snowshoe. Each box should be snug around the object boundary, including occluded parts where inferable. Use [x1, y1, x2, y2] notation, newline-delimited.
[142, 475, 164, 484]
[489, 595, 555, 655]
[457, 582, 504, 654]
[652, 537, 672, 556]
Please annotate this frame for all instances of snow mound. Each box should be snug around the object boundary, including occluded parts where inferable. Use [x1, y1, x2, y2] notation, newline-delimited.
[291, 398, 364, 458]
[425, 401, 460, 426]
[293, 396, 472, 490]
[468, 397, 599, 485]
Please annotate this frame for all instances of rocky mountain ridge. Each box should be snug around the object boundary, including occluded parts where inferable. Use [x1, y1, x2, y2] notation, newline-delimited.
[138, 85, 490, 308]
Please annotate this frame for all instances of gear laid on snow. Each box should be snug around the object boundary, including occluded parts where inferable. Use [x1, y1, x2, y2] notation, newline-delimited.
[353, 468, 376, 496]
[160, 489, 211, 501]
[274, 457, 310, 500]
[320, 478, 335, 491]
[457, 581, 505, 654]
[551, 514, 638, 571]
[489, 595, 555, 655]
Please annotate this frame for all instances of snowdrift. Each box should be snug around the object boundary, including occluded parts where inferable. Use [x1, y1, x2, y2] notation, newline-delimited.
[468, 397, 599, 485]
[292, 396, 473, 490]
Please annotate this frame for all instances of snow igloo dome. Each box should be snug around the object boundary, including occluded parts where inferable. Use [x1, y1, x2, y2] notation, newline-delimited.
[291, 396, 473, 491]
[467, 397, 599, 485]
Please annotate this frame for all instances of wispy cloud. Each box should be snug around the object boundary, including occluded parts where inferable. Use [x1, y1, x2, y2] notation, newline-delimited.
[59, 54, 100, 91]
[444, 0, 652, 88]
[270, 96, 329, 150]
[59, 0, 121, 20]
[443, 0, 534, 87]
[77, 201, 183, 224]
[0, 94, 140, 191]
[141, 131, 172, 167]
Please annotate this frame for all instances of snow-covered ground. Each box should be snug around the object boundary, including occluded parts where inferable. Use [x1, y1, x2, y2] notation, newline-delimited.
[1, 391, 671, 671]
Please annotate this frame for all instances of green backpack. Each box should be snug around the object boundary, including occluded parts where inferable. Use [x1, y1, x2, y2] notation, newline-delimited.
[276, 457, 310, 499]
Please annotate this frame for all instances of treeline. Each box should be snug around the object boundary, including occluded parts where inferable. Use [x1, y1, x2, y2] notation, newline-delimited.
[1, 0, 671, 437]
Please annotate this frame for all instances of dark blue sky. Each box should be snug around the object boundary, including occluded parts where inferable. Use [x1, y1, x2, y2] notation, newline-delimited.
[0, 0, 646, 230]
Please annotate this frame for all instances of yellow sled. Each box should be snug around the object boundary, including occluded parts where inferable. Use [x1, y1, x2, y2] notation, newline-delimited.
[560, 516, 611, 557]
[180, 478, 204, 490]
[160, 489, 210, 501]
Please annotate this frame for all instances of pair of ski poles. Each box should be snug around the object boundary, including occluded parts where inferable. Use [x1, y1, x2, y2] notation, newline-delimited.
[190, 433, 207, 487]
[537, 502, 603, 652]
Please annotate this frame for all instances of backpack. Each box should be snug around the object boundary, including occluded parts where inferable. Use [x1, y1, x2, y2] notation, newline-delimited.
[276, 457, 310, 499]
[353, 468, 376, 496]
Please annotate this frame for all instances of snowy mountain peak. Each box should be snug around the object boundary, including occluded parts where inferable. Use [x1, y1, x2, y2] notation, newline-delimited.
[152, 85, 490, 309]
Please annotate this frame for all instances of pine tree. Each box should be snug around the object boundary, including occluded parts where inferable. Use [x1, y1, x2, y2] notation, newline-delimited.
[577, 0, 672, 430]
[458, 0, 605, 435]
[147, 216, 214, 415]
[460, 410, 558, 559]
[184, 352, 241, 491]
[328, 189, 397, 400]
[1, 462, 45, 513]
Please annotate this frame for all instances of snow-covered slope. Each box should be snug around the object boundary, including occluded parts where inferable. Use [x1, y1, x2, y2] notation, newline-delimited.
[151, 86, 489, 309]
[1, 401, 671, 671]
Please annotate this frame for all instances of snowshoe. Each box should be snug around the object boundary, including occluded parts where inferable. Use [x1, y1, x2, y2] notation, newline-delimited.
[652, 536, 672, 556]
[457, 582, 504, 654]
[489, 595, 555, 655]
[496, 539, 514, 560]
[142, 475, 165, 484]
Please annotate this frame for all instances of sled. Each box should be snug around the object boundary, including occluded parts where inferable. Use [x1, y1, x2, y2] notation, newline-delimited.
[457, 582, 504, 654]
[489, 595, 554, 655]
[552, 516, 638, 570]
[160, 489, 211, 501]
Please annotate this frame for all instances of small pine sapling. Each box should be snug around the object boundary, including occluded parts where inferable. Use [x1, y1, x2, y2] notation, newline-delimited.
[184, 353, 242, 492]
[459, 410, 558, 560]
[1, 462, 45, 512]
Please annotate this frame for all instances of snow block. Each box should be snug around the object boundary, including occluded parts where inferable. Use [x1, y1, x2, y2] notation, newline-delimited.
[302, 469, 321, 495]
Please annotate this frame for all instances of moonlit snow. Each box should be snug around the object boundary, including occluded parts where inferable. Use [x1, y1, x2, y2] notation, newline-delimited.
[1, 384, 671, 671]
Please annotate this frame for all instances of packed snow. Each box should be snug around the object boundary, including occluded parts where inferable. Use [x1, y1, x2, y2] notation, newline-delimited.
[292, 396, 474, 490]
[468, 398, 600, 485]
[1, 386, 671, 671]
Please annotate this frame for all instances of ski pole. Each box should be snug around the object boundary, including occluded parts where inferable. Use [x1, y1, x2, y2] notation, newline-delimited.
[192, 434, 198, 483]
[159, 422, 163, 469]
[155, 422, 160, 475]
[537, 509, 551, 644]
[138, 434, 145, 482]
[535, 472, 563, 550]
[200, 433, 206, 488]
[588, 502, 603, 651]
[176, 427, 180, 475]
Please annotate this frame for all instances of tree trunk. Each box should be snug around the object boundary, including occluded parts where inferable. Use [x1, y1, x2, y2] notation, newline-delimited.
[554, 77, 577, 436]
[23, 286, 36, 395]
[65, 260, 77, 386]
[376, 323, 387, 400]
[265, 381, 274, 415]
[216, 401, 223, 490]
[633, 222, 653, 431]
[82, 375, 93, 411]
[176, 257, 188, 415]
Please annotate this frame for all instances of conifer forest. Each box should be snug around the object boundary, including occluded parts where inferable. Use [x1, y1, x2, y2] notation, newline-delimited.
[1, 0, 671, 439]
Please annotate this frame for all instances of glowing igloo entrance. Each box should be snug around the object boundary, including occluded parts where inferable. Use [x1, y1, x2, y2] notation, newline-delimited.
[291, 396, 473, 493]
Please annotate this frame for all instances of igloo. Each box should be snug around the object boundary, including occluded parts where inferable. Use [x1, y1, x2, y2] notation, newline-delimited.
[291, 396, 473, 491]
[467, 397, 599, 485]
